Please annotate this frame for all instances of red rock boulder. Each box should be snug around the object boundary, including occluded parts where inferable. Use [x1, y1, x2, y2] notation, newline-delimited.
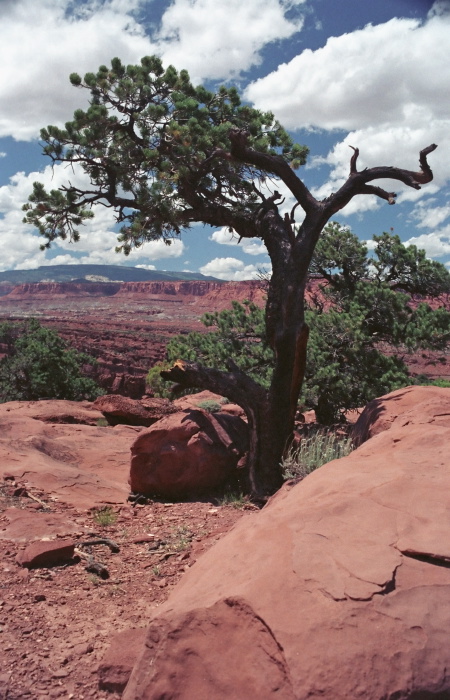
[16, 539, 75, 568]
[93, 394, 176, 427]
[123, 386, 450, 699]
[351, 384, 450, 444]
[129, 409, 249, 498]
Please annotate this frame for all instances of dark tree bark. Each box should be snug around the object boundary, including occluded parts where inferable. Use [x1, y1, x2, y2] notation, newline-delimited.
[163, 141, 438, 500]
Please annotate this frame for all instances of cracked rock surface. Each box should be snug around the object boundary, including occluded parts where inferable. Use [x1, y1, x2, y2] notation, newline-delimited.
[124, 386, 450, 700]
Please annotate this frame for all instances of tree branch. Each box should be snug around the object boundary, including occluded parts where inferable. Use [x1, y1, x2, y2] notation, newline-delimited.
[324, 144, 438, 216]
[351, 143, 437, 189]
[228, 129, 318, 216]
[160, 359, 266, 413]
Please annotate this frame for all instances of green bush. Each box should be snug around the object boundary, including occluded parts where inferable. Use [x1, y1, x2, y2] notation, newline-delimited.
[0, 319, 103, 402]
[281, 430, 354, 482]
[196, 398, 226, 413]
[146, 360, 174, 399]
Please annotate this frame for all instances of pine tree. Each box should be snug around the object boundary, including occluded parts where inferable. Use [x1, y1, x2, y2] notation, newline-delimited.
[23, 56, 438, 497]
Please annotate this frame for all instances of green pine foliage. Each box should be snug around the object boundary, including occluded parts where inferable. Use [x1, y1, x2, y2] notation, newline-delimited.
[149, 227, 450, 423]
[22, 56, 307, 253]
[304, 224, 450, 423]
[163, 300, 273, 390]
[0, 319, 103, 402]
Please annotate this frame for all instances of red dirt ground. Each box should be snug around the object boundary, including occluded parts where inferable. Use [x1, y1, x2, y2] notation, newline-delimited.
[0, 479, 252, 699]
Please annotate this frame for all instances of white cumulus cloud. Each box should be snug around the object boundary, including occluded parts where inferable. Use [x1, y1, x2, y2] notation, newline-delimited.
[199, 257, 266, 281]
[409, 200, 450, 229]
[157, 0, 304, 83]
[209, 227, 267, 256]
[245, 11, 450, 132]
[246, 5, 450, 216]
[0, 0, 158, 141]
[404, 227, 450, 259]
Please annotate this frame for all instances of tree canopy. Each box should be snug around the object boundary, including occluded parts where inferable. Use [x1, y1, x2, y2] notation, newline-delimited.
[23, 56, 307, 252]
[305, 224, 450, 422]
[22, 55, 439, 498]
[0, 319, 103, 402]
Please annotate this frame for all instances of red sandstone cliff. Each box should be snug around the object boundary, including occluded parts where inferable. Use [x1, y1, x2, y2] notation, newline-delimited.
[0, 280, 267, 307]
[5, 282, 121, 297]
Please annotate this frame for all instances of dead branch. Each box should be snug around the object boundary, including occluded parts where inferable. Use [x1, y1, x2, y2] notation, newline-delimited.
[161, 359, 266, 413]
[324, 144, 438, 216]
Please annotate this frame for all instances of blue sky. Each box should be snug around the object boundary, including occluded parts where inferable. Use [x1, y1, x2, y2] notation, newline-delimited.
[0, 0, 449, 279]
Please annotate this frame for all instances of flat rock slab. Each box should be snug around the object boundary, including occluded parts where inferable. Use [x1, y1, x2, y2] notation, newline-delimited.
[0, 508, 82, 542]
[124, 386, 450, 700]
[0, 399, 104, 425]
[0, 400, 132, 508]
[16, 538, 76, 568]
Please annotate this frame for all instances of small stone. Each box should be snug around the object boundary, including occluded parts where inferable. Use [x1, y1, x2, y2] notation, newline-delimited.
[33, 594, 47, 603]
[52, 669, 69, 679]
[131, 534, 156, 543]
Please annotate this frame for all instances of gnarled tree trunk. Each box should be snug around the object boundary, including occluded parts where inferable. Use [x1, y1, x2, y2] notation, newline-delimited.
[162, 143, 438, 500]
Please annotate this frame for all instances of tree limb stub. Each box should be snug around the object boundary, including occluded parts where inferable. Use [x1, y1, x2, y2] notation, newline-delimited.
[161, 360, 266, 414]
[358, 185, 397, 205]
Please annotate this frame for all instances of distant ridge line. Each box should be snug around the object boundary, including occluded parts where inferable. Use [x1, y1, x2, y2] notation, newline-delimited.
[0, 264, 221, 285]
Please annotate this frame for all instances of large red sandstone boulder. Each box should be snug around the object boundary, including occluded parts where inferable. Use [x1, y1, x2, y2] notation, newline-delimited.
[93, 394, 176, 427]
[123, 386, 450, 699]
[351, 384, 450, 444]
[129, 409, 249, 498]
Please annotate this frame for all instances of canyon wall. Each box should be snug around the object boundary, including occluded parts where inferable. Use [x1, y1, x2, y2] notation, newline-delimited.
[0, 279, 448, 399]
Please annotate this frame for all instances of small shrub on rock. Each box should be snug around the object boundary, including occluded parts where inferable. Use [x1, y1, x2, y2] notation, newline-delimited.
[282, 430, 353, 482]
